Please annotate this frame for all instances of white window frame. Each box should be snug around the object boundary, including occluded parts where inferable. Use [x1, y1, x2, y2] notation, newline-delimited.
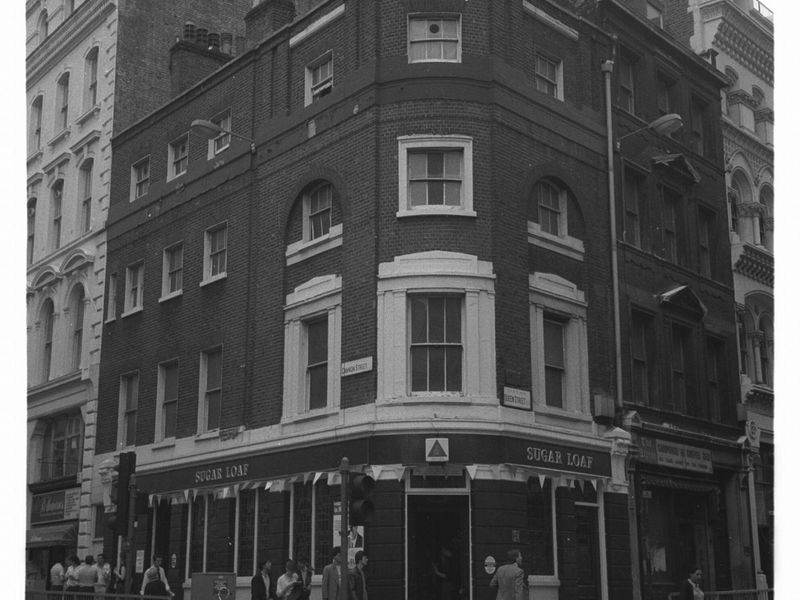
[131, 156, 150, 201]
[397, 135, 474, 218]
[156, 360, 179, 442]
[527, 181, 584, 260]
[377, 251, 496, 403]
[79, 159, 93, 234]
[160, 242, 184, 301]
[56, 72, 70, 131]
[408, 294, 464, 394]
[51, 181, 63, 251]
[118, 371, 139, 449]
[202, 223, 228, 285]
[168, 133, 189, 180]
[286, 184, 343, 266]
[529, 272, 590, 418]
[534, 53, 563, 101]
[105, 272, 117, 323]
[85, 46, 99, 110]
[305, 52, 333, 106]
[646, 2, 664, 28]
[123, 261, 144, 316]
[198, 347, 223, 434]
[407, 15, 462, 64]
[206, 111, 231, 158]
[283, 275, 342, 423]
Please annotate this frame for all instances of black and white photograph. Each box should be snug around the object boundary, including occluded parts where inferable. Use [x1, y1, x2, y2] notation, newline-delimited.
[11, 0, 791, 598]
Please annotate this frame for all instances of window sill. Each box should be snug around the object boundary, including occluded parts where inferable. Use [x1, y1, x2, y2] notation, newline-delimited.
[378, 393, 473, 405]
[200, 273, 227, 287]
[194, 430, 219, 442]
[281, 405, 339, 425]
[397, 208, 477, 219]
[166, 171, 186, 183]
[158, 290, 183, 303]
[286, 224, 343, 266]
[209, 144, 229, 159]
[130, 192, 148, 203]
[47, 128, 71, 147]
[528, 222, 585, 260]
[75, 105, 100, 127]
[27, 149, 43, 165]
[121, 306, 143, 318]
[408, 58, 461, 64]
[152, 438, 176, 450]
[104, 316, 115, 324]
[534, 404, 593, 422]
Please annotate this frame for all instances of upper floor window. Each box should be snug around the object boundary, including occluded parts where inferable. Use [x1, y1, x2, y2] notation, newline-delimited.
[705, 337, 723, 421]
[69, 285, 85, 371]
[542, 316, 566, 407]
[207, 111, 231, 157]
[408, 16, 461, 63]
[106, 272, 117, 322]
[28, 198, 37, 265]
[690, 97, 709, 156]
[51, 180, 63, 251]
[30, 96, 43, 152]
[656, 74, 675, 116]
[124, 262, 144, 314]
[168, 134, 189, 180]
[41, 299, 55, 382]
[630, 310, 654, 406]
[199, 348, 223, 432]
[306, 52, 333, 106]
[79, 159, 93, 234]
[157, 361, 179, 440]
[617, 53, 636, 114]
[534, 54, 563, 100]
[397, 135, 474, 217]
[757, 187, 773, 251]
[410, 295, 463, 393]
[56, 72, 70, 131]
[698, 208, 714, 278]
[119, 372, 139, 448]
[536, 181, 563, 236]
[283, 275, 342, 421]
[660, 187, 681, 264]
[85, 47, 99, 109]
[131, 157, 150, 200]
[306, 183, 332, 241]
[161, 243, 184, 299]
[646, 2, 663, 28]
[37, 11, 48, 43]
[623, 169, 644, 247]
[203, 224, 227, 284]
[756, 317, 773, 387]
[528, 178, 585, 260]
[41, 414, 82, 481]
[65, 0, 76, 18]
[670, 323, 691, 413]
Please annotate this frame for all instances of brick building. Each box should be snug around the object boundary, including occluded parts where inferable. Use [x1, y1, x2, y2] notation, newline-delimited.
[93, 1, 742, 600]
[25, 0, 251, 587]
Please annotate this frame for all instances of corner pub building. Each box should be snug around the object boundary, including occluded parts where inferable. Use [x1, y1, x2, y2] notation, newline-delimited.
[91, 1, 737, 599]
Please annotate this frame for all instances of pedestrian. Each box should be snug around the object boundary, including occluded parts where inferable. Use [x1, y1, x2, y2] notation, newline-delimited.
[432, 546, 460, 600]
[76, 555, 98, 599]
[95, 553, 111, 596]
[49, 559, 65, 592]
[296, 558, 312, 600]
[276, 559, 302, 600]
[349, 551, 368, 600]
[679, 567, 704, 600]
[113, 558, 127, 595]
[140, 555, 174, 597]
[251, 558, 277, 600]
[64, 555, 81, 597]
[322, 546, 349, 600]
[489, 549, 525, 600]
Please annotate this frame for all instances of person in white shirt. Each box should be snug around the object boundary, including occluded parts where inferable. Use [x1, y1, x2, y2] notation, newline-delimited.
[140, 555, 174, 597]
[49, 561, 65, 591]
[95, 553, 111, 594]
[276, 559, 302, 599]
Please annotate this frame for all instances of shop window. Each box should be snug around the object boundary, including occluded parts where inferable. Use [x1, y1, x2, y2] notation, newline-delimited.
[314, 481, 339, 574]
[408, 16, 461, 63]
[40, 413, 82, 481]
[530, 273, 590, 415]
[377, 252, 496, 403]
[398, 135, 474, 217]
[283, 275, 342, 421]
[527, 478, 554, 575]
[190, 495, 206, 573]
[237, 490, 258, 576]
[206, 497, 236, 571]
[292, 482, 313, 563]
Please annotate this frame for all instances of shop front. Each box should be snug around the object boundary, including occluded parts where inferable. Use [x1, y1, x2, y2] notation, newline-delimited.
[26, 487, 81, 591]
[122, 431, 631, 600]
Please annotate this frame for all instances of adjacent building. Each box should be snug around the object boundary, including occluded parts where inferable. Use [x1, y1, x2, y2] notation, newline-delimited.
[25, 0, 251, 587]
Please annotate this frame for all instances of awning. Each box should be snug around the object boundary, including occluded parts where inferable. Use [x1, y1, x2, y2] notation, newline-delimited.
[26, 522, 78, 548]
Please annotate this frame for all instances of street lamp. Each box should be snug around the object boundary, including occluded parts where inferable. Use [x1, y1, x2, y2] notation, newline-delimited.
[601, 61, 683, 420]
[190, 119, 256, 154]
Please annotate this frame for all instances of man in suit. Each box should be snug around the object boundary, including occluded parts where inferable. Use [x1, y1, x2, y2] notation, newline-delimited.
[489, 549, 526, 600]
[251, 559, 277, 600]
[322, 546, 349, 600]
[349, 551, 368, 600]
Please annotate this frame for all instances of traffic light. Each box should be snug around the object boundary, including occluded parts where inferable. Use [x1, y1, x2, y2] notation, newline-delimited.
[349, 473, 375, 525]
[113, 452, 136, 535]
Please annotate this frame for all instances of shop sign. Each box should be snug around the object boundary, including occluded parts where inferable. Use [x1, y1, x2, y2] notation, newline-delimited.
[30, 488, 80, 524]
[193, 461, 250, 485]
[341, 356, 373, 377]
[507, 438, 611, 476]
[503, 386, 531, 410]
[639, 438, 712, 473]
[484, 556, 496, 574]
[425, 438, 449, 462]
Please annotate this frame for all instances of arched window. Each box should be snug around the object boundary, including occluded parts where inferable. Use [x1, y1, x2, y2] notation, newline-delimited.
[729, 171, 752, 240]
[65, 0, 75, 18]
[757, 186, 773, 251]
[69, 285, 85, 371]
[79, 159, 93, 233]
[28, 198, 37, 265]
[51, 180, 64, 250]
[304, 182, 332, 241]
[41, 299, 55, 382]
[30, 95, 43, 151]
[535, 180, 564, 236]
[757, 316, 773, 387]
[56, 72, 70, 131]
[41, 413, 82, 481]
[84, 47, 99, 109]
[37, 11, 48, 42]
